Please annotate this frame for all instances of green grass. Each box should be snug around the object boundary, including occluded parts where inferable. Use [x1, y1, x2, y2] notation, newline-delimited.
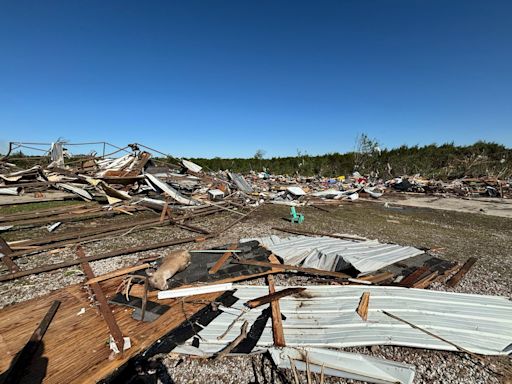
[0, 200, 83, 215]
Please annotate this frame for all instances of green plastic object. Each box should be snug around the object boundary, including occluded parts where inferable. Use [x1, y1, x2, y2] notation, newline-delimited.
[290, 206, 304, 224]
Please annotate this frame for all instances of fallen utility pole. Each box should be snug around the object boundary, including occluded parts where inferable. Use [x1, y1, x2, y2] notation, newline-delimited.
[245, 287, 306, 309]
[1, 300, 61, 384]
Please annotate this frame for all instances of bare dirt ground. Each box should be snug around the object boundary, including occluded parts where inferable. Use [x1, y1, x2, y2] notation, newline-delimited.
[1, 200, 511, 383]
[378, 194, 512, 219]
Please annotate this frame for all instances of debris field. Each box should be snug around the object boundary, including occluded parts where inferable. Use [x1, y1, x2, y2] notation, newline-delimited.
[0, 141, 511, 384]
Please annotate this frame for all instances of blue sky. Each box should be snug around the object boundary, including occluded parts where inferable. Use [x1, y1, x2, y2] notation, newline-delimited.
[0, 1, 511, 157]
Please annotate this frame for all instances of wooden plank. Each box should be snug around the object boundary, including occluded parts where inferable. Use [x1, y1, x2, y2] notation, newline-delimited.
[0, 278, 219, 383]
[446, 257, 478, 287]
[78, 247, 125, 354]
[398, 266, 430, 287]
[0, 234, 210, 283]
[245, 287, 306, 309]
[359, 272, 394, 284]
[267, 275, 286, 347]
[86, 263, 150, 285]
[1, 301, 61, 383]
[411, 271, 438, 289]
[208, 243, 238, 274]
[0, 237, 20, 273]
[233, 259, 351, 279]
[356, 292, 370, 321]
[272, 226, 365, 241]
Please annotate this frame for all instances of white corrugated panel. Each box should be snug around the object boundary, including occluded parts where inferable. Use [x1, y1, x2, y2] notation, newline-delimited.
[269, 347, 415, 384]
[243, 235, 424, 274]
[174, 285, 512, 356]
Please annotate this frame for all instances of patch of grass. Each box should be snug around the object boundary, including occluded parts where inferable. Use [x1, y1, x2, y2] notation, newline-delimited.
[0, 200, 83, 215]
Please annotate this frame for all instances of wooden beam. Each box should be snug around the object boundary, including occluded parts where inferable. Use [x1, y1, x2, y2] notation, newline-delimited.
[245, 287, 306, 309]
[232, 259, 351, 279]
[86, 263, 150, 285]
[356, 291, 370, 321]
[398, 267, 430, 287]
[446, 257, 478, 288]
[272, 226, 365, 241]
[359, 272, 394, 284]
[0, 237, 20, 273]
[412, 271, 438, 289]
[77, 247, 125, 354]
[0, 234, 212, 283]
[267, 275, 285, 347]
[208, 243, 238, 274]
[1, 300, 61, 383]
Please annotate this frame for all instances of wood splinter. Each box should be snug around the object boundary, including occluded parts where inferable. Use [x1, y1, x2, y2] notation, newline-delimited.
[356, 291, 370, 321]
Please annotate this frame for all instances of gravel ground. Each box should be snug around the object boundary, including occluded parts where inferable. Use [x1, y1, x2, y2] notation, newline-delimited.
[1, 200, 511, 383]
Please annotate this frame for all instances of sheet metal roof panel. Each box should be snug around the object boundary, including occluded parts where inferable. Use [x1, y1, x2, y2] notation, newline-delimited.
[181, 285, 512, 355]
[244, 236, 424, 274]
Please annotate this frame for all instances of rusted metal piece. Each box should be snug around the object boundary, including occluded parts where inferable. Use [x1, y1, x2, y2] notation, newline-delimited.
[77, 247, 125, 354]
[446, 257, 478, 287]
[1, 300, 61, 383]
[0, 237, 20, 273]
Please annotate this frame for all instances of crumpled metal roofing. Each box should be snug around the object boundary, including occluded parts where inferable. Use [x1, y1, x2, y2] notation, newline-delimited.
[269, 346, 415, 384]
[174, 285, 512, 356]
[242, 235, 424, 275]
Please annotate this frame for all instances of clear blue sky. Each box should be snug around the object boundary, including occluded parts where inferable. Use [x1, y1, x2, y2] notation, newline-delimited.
[0, 0, 511, 158]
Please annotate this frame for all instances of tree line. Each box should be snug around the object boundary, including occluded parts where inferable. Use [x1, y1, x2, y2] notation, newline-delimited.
[190, 141, 511, 179]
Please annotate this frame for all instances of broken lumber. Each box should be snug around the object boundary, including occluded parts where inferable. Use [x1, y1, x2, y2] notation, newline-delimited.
[1, 300, 61, 384]
[232, 259, 351, 279]
[272, 226, 365, 241]
[0, 234, 214, 283]
[245, 287, 306, 309]
[446, 257, 478, 287]
[0, 237, 20, 273]
[267, 275, 286, 347]
[86, 263, 151, 285]
[208, 243, 238, 274]
[356, 291, 370, 321]
[78, 247, 125, 354]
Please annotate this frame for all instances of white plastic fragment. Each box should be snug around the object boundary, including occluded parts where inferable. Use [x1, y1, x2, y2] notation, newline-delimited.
[157, 283, 233, 299]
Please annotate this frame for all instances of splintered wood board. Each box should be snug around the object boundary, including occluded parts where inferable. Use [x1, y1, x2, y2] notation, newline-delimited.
[0, 278, 219, 383]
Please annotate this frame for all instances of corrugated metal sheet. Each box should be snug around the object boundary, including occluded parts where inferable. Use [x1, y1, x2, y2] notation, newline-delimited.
[269, 347, 415, 384]
[242, 235, 424, 275]
[174, 285, 512, 356]
[228, 172, 253, 193]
